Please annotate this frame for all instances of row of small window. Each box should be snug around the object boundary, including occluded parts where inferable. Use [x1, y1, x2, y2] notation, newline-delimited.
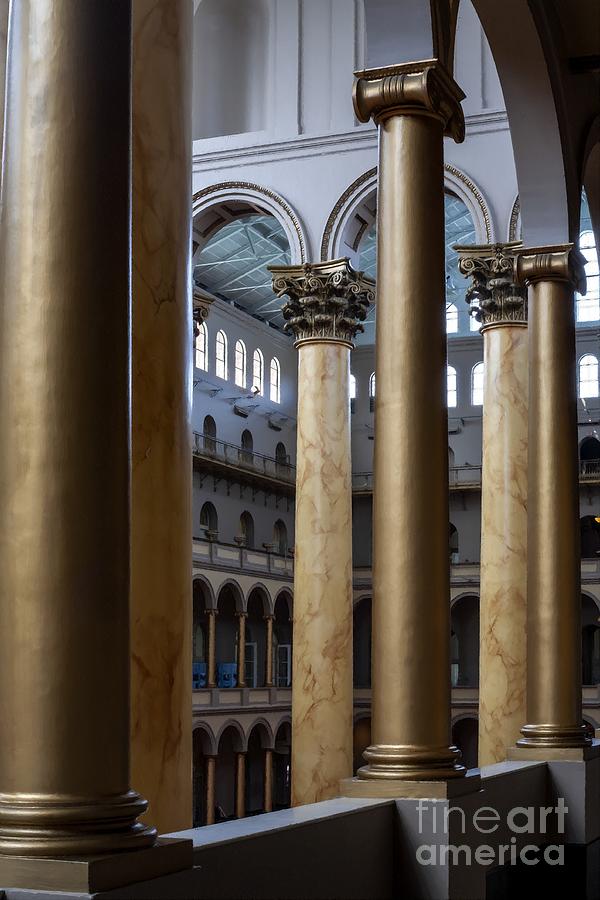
[352, 355, 600, 409]
[195, 323, 281, 403]
[350, 366, 486, 409]
[199, 501, 289, 555]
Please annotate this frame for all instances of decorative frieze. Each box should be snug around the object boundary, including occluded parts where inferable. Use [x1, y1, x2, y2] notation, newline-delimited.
[270, 259, 374, 346]
[456, 242, 527, 329]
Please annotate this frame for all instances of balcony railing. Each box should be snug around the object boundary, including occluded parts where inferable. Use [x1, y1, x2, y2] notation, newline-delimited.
[580, 458, 600, 481]
[193, 432, 295, 484]
[352, 466, 483, 493]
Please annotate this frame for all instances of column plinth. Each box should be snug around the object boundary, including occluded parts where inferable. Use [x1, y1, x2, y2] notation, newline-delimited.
[351, 61, 466, 783]
[457, 243, 528, 765]
[514, 245, 590, 750]
[0, 0, 155, 856]
[270, 260, 373, 804]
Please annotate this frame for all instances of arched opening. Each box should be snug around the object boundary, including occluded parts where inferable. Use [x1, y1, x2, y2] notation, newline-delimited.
[450, 595, 480, 688]
[216, 584, 242, 687]
[369, 372, 376, 412]
[270, 357, 281, 404]
[273, 519, 288, 556]
[448, 446, 456, 468]
[192, 579, 212, 688]
[235, 339, 247, 388]
[238, 511, 255, 549]
[446, 303, 459, 333]
[273, 721, 291, 810]
[447, 365, 458, 408]
[215, 725, 244, 821]
[215, 329, 228, 380]
[471, 362, 484, 406]
[245, 723, 271, 816]
[579, 354, 599, 399]
[353, 717, 372, 775]
[246, 588, 268, 688]
[203, 415, 217, 453]
[580, 437, 600, 476]
[241, 429, 254, 464]
[452, 717, 479, 771]
[195, 321, 208, 371]
[200, 501, 218, 538]
[350, 373, 357, 414]
[192, 727, 215, 826]
[252, 348, 265, 396]
[449, 523, 459, 564]
[193, 0, 269, 140]
[273, 592, 292, 687]
[581, 516, 600, 559]
[353, 597, 372, 689]
[582, 595, 600, 685]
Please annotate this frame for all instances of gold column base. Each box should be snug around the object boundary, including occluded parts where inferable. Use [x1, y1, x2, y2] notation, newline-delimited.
[512, 733, 596, 759]
[516, 724, 591, 750]
[341, 772, 478, 801]
[0, 791, 156, 857]
[0, 837, 192, 893]
[357, 744, 465, 782]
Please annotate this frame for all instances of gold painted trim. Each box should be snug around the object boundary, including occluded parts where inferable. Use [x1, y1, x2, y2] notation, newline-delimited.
[509, 195, 521, 242]
[445, 164, 492, 243]
[192, 181, 307, 263]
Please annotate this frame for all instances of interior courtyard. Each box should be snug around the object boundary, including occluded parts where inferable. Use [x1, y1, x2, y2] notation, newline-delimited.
[0, 0, 599, 898]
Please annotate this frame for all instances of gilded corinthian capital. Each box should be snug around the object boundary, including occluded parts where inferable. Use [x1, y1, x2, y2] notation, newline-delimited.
[353, 59, 465, 143]
[455, 242, 528, 329]
[269, 259, 375, 346]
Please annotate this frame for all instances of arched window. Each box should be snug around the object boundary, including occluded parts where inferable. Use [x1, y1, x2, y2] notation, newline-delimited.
[203, 415, 217, 453]
[369, 372, 376, 412]
[252, 349, 264, 395]
[234, 339, 247, 388]
[240, 429, 253, 464]
[270, 357, 281, 403]
[200, 502, 218, 535]
[446, 304, 458, 334]
[215, 330, 228, 380]
[239, 511, 255, 549]
[195, 321, 208, 371]
[577, 231, 600, 322]
[469, 313, 480, 332]
[471, 362, 484, 406]
[579, 354, 599, 399]
[273, 520, 288, 556]
[447, 365, 457, 408]
[350, 373, 357, 414]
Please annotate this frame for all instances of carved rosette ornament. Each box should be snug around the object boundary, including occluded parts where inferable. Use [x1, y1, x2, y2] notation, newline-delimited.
[353, 59, 465, 143]
[269, 259, 375, 347]
[456, 242, 528, 330]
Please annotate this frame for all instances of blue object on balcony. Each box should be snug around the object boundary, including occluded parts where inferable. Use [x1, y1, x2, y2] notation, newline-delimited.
[217, 662, 237, 689]
[192, 661, 207, 689]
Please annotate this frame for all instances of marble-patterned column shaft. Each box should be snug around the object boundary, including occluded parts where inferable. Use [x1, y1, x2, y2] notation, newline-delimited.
[235, 753, 246, 819]
[458, 244, 528, 765]
[0, 0, 8, 186]
[131, 0, 193, 834]
[265, 615, 274, 687]
[0, 0, 155, 856]
[207, 609, 217, 688]
[271, 260, 373, 805]
[264, 750, 274, 813]
[352, 61, 466, 783]
[205, 756, 216, 826]
[237, 612, 247, 688]
[515, 245, 590, 749]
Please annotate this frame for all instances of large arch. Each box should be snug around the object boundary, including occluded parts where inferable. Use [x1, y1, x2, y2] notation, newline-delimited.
[192, 182, 307, 264]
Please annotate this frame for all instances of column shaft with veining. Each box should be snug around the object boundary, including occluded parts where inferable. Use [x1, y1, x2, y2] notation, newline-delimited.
[270, 261, 373, 804]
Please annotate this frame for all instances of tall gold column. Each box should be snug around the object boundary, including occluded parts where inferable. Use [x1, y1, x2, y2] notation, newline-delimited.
[205, 757, 216, 826]
[237, 611, 247, 688]
[457, 244, 528, 765]
[235, 753, 246, 819]
[0, 0, 8, 182]
[352, 62, 466, 783]
[264, 750, 274, 812]
[265, 615, 274, 687]
[130, 0, 193, 834]
[514, 245, 590, 750]
[207, 608, 217, 688]
[270, 261, 373, 805]
[0, 0, 155, 855]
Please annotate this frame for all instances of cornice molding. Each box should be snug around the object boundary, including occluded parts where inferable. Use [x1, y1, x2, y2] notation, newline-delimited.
[514, 244, 587, 293]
